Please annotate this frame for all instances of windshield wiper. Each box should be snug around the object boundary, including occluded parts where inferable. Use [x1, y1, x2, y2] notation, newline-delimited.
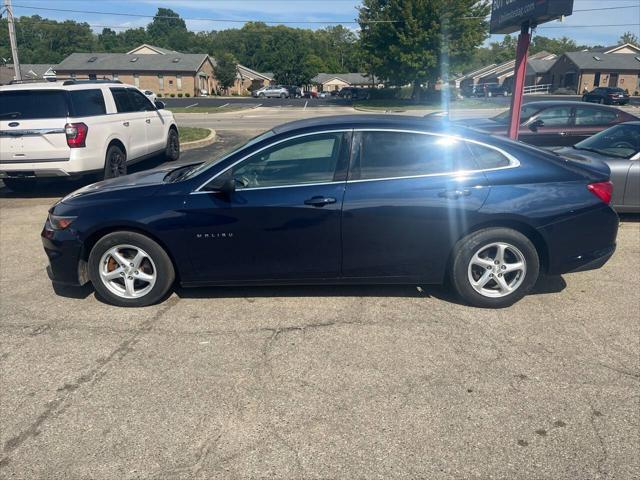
[0, 112, 21, 119]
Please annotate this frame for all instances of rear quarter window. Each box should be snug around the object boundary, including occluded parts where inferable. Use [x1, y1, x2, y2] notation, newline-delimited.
[466, 142, 511, 169]
[69, 89, 106, 117]
[0, 90, 68, 120]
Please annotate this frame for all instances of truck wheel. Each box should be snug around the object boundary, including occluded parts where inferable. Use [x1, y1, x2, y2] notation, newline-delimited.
[104, 144, 127, 179]
[165, 128, 180, 161]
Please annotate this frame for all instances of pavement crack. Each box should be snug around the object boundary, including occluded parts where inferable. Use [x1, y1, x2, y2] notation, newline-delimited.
[0, 297, 179, 466]
[587, 401, 610, 478]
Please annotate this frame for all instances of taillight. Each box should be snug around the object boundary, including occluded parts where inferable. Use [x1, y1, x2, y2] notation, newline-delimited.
[65, 122, 88, 148]
[588, 181, 613, 204]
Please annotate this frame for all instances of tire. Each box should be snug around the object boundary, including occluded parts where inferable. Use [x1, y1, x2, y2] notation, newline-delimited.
[88, 231, 175, 307]
[165, 128, 180, 161]
[259, 93, 265, 98]
[2, 178, 37, 193]
[280, 93, 286, 98]
[104, 144, 127, 179]
[449, 228, 539, 308]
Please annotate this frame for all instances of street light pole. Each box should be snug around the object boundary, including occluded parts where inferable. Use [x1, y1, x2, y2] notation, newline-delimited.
[4, 0, 22, 82]
[507, 21, 531, 140]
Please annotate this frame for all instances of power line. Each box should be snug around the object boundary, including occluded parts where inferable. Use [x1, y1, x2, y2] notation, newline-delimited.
[537, 23, 640, 29]
[10, 3, 399, 24]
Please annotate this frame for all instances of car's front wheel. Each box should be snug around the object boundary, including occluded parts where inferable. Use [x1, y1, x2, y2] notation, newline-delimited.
[165, 128, 180, 161]
[449, 228, 539, 308]
[88, 231, 175, 307]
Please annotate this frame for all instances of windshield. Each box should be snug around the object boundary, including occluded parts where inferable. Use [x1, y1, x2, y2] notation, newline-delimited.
[179, 129, 276, 181]
[492, 105, 540, 125]
[573, 124, 640, 159]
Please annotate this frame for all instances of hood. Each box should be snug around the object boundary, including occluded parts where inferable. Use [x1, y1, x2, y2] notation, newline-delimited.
[454, 117, 506, 133]
[59, 165, 180, 204]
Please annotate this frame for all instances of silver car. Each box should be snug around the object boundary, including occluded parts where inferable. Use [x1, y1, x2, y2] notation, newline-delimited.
[556, 122, 640, 212]
[252, 85, 290, 98]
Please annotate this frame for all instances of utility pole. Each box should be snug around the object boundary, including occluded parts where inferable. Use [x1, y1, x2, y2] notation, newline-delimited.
[4, 0, 21, 82]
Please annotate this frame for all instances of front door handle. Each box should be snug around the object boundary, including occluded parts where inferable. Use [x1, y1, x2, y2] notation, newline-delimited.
[439, 189, 471, 199]
[146, 119, 151, 124]
[559, 131, 567, 136]
[123, 121, 130, 127]
[304, 196, 336, 207]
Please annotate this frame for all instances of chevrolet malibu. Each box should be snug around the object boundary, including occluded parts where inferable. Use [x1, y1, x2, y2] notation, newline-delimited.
[42, 115, 619, 308]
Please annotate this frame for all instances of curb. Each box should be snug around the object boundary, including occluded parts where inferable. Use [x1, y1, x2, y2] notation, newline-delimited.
[181, 129, 217, 151]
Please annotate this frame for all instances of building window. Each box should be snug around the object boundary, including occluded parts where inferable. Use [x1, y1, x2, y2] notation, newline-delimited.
[134, 74, 139, 88]
[70, 73, 76, 79]
[112, 73, 119, 81]
[158, 74, 164, 90]
[89, 74, 96, 80]
[177, 74, 182, 90]
[169, 79, 174, 86]
[594, 72, 601, 87]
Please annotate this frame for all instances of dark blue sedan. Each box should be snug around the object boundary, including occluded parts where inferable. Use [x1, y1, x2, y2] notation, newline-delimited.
[42, 115, 619, 308]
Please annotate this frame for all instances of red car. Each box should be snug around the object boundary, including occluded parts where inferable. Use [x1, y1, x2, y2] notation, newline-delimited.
[454, 101, 638, 147]
[302, 91, 318, 99]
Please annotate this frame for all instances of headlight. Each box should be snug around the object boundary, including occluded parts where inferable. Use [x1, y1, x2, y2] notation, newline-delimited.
[48, 213, 77, 230]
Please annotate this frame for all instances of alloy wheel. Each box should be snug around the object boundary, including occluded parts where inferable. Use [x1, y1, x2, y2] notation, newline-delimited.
[467, 242, 527, 298]
[98, 244, 157, 299]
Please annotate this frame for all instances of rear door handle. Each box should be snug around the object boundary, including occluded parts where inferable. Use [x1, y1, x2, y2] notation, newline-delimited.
[304, 196, 336, 207]
[146, 119, 151, 124]
[439, 189, 471, 199]
[123, 121, 130, 127]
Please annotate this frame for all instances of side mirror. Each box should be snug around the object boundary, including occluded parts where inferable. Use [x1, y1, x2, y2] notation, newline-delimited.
[202, 171, 235, 197]
[529, 119, 544, 132]
[154, 100, 166, 110]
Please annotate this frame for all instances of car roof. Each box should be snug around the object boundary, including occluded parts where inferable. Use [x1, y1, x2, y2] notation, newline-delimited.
[522, 100, 621, 109]
[0, 81, 134, 91]
[271, 114, 476, 137]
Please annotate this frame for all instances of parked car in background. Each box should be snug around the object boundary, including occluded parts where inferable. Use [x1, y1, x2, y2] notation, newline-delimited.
[463, 83, 509, 98]
[318, 91, 331, 99]
[143, 90, 157, 103]
[0, 80, 180, 192]
[338, 87, 371, 100]
[582, 87, 630, 106]
[252, 85, 290, 98]
[454, 101, 638, 147]
[284, 86, 302, 98]
[302, 90, 318, 99]
[554, 122, 640, 212]
[43, 115, 618, 309]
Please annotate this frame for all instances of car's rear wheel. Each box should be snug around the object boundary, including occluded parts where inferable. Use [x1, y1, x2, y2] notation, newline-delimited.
[104, 144, 127, 179]
[280, 93, 286, 98]
[88, 231, 175, 307]
[450, 228, 539, 308]
[2, 178, 37, 193]
[165, 128, 180, 161]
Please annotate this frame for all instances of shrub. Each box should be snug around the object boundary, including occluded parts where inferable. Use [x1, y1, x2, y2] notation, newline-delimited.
[634, 90, 639, 96]
[185, 93, 190, 97]
[157, 93, 163, 97]
[169, 93, 175, 98]
[552, 87, 577, 95]
[177, 93, 183, 98]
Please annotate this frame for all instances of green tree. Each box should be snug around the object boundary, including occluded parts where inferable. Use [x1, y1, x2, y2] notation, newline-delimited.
[146, 8, 187, 47]
[358, 0, 490, 97]
[620, 32, 639, 46]
[215, 52, 238, 93]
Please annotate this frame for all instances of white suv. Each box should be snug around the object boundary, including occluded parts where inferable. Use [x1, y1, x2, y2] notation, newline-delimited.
[0, 80, 180, 192]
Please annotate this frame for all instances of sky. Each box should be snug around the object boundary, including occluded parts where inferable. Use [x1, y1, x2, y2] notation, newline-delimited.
[8, 0, 640, 48]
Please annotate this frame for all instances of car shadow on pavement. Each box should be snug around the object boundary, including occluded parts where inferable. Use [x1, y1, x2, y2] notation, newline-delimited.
[50, 274, 566, 306]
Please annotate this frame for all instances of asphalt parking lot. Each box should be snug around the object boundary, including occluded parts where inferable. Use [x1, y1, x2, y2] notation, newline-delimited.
[1, 109, 639, 479]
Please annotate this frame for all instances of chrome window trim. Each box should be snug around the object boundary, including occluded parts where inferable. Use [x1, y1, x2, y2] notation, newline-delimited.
[192, 129, 352, 194]
[191, 127, 520, 194]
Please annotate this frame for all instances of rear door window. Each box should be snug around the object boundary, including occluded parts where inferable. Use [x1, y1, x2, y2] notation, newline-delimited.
[110, 87, 133, 113]
[352, 131, 477, 180]
[0, 90, 68, 120]
[69, 89, 106, 117]
[127, 89, 154, 112]
[575, 108, 618, 126]
[466, 142, 511, 169]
